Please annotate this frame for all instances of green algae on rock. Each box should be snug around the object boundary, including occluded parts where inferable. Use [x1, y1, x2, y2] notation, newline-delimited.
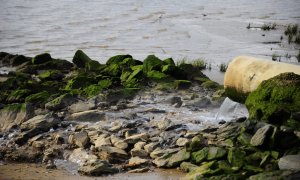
[245, 72, 300, 126]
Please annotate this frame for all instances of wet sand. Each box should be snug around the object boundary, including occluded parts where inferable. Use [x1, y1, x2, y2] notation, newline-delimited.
[0, 163, 185, 180]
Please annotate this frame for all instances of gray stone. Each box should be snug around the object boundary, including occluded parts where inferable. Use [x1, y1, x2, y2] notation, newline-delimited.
[78, 160, 118, 176]
[250, 125, 273, 146]
[278, 155, 300, 171]
[66, 110, 106, 122]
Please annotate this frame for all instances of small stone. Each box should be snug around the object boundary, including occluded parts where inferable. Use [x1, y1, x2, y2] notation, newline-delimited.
[278, 155, 300, 171]
[73, 131, 90, 148]
[128, 157, 149, 166]
[32, 141, 45, 149]
[150, 148, 180, 159]
[134, 142, 146, 150]
[157, 117, 172, 130]
[125, 133, 149, 144]
[69, 148, 98, 166]
[144, 142, 159, 153]
[180, 162, 198, 172]
[97, 146, 128, 163]
[250, 125, 273, 146]
[94, 134, 111, 148]
[78, 160, 118, 176]
[176, 138, 190, 147]
[130, 148, 149, 158]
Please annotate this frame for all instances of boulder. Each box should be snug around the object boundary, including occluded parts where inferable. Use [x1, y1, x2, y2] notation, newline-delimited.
[0, 103, 33, 132]
[245, 73, 300, 125]
[142, 55, 163, 74]
[66, 110, 106, 122]
[227, 147, 246, 169]
[278, 155, 300, 171]
[166, 148, 190, 167]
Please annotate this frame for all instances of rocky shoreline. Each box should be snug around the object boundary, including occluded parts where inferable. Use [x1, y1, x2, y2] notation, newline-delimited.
[0, 51, 300, 179]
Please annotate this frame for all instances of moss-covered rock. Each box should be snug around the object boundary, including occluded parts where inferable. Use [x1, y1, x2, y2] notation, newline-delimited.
[32, 53, 52, 64]
[192, 147, 209, 164]
[83, 79, 113, 97]
[72, 50, 92, 68]
[175, 80, 192, 90]
[227, 147, 246, 170]
[6, 89, 31, 103]
[25, 91, 50, 105]
[143, 55, 163, 74]
[106, 54, 132, 65]
[163, 58, 176, 66]
[245, 73, 300, 125]
[202, 80, 221, 89]
[146, 70, 168, 80]
[38, 70, 64, 81]
[207, 147, 227, 161]
[45, 94, 76, 111]
[65, 75, 96, 90]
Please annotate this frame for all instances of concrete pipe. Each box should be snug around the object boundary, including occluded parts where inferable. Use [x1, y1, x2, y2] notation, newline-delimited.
[224, 56, 300, 103]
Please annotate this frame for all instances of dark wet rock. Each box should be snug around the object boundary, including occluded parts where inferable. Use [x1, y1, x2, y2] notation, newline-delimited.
[32, 53, 52, 64]
[45, 94, 77, 111]
[250, 125, 273, 147]
[175, 80, 192, 90]
[72, 50, 93, 68]
[4, 146, 42, 162]
[0, 103, 34, 132]
[78, 160, 119, 176]
[66, 110, 106, 122]
[184, 96, 212, 108]
[278, 155, 300, 171]
[68, 148, 98, 166]
[97, 146, 128, 163]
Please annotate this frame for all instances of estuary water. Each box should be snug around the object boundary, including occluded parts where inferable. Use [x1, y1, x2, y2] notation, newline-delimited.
[0, 0, 300, 82]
